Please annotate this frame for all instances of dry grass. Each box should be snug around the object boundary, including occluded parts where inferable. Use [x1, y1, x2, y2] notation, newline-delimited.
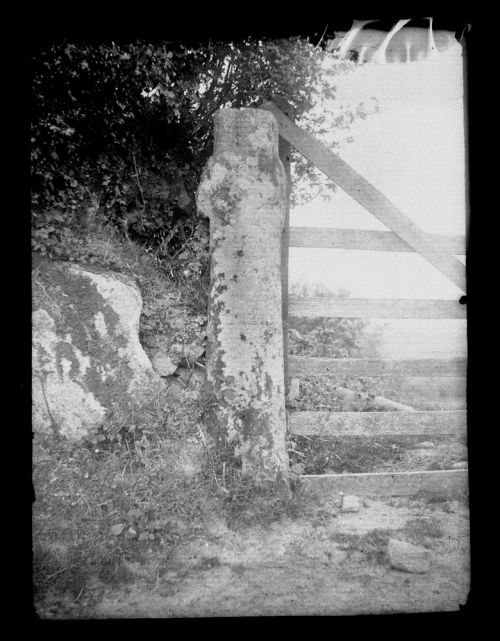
[32, 389, 320, 617]
[32, 388, 216, 617]
[327, 516, 445, 565]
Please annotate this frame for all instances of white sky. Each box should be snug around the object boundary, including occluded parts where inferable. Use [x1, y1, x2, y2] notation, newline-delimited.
[290, 41, 466, 298]
[288, 39, 467, 357]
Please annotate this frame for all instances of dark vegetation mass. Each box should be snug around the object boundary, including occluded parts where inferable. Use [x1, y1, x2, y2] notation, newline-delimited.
[31, 38, 359, 269]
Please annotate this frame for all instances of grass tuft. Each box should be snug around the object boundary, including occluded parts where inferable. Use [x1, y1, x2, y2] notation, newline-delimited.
[330, 528, 395, 564]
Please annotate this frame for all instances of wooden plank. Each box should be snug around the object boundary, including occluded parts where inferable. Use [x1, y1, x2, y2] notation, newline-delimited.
[289, 227, 466, 255]
[302, 469, 468, 498]
[288, 356, 467, 378]
[288, 409, 466, 437]
[260, 101, 466, 292]
[274, 98, 294, 397]
[289, 297, 466, 319]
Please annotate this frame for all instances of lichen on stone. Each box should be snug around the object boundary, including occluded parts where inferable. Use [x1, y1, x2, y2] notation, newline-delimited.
[196, 107, 288, 483]
[32, 262, 164, 441]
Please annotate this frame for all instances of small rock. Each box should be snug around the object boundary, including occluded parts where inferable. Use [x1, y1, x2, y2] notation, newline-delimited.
[175, 366, 205, 389]
[110, 523, 126, 536]
[362, 498, 372, 508]
[125, 527, 138, 540]
[341, 495, 361, 513]
[138, 531, 150, 542]
[451, 461, 468, 470]
[151, 353, 178, 377]
[419, 441, 436, 449]
[387, 538, 431, 573]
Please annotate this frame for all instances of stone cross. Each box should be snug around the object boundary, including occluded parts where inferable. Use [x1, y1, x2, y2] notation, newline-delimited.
[196, 108, 288, 483]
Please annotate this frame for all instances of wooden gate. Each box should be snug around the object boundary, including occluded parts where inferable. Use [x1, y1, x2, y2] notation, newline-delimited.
[260, 100, 468, 498]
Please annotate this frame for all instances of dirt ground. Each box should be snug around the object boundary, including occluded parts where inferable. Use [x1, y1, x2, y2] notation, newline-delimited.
[88, 494, 469, 618]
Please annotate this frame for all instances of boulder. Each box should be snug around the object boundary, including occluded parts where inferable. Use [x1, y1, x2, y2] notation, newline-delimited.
[32, 262, 164, 441]
[387, 538, 431, 573]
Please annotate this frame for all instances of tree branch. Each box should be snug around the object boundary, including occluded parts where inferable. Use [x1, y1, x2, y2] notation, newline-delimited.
[131, 153, 146, 226]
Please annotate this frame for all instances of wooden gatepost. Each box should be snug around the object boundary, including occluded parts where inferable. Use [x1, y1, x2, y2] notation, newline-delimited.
[196, 107, 289, 483]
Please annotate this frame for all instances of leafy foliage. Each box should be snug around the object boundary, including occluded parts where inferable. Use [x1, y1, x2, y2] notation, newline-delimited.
[31, 38, 372, 265]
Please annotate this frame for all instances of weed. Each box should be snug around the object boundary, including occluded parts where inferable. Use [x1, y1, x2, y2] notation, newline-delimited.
[330, 529, 394, 564]
[196, 556, 221, 570]
[413, 487, 468, 506]
[32, 418, 216, 616]
[224, 477, 316, 530]
[231, 563, 246, 577]
[198, 429, 319, 530]
[288, 434, 406, 475]
[311, 509, 336, 527]
[402, 517, 444, 547]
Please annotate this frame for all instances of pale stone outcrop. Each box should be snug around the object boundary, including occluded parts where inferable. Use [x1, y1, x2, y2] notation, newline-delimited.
[32, 262, 164, 440]
[196, 108, 288, 483]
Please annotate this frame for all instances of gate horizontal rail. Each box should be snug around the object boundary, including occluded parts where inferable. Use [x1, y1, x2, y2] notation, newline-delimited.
[289, 356, 466, 378]
[289, 226, 466, 254]
[288, 409, 467, 437]
[261, 100, 466, 292]
[289, 297, 466, 319]
[302, 469, 468, 498]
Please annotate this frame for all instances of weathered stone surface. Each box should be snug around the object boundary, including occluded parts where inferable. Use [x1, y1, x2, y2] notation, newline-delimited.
[451, 461, 468, 470]
[388, 538, 431, 573]
[196, 108, 288, 482]
[32, 262, 164, 440]
[341, 495, 361, 513]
